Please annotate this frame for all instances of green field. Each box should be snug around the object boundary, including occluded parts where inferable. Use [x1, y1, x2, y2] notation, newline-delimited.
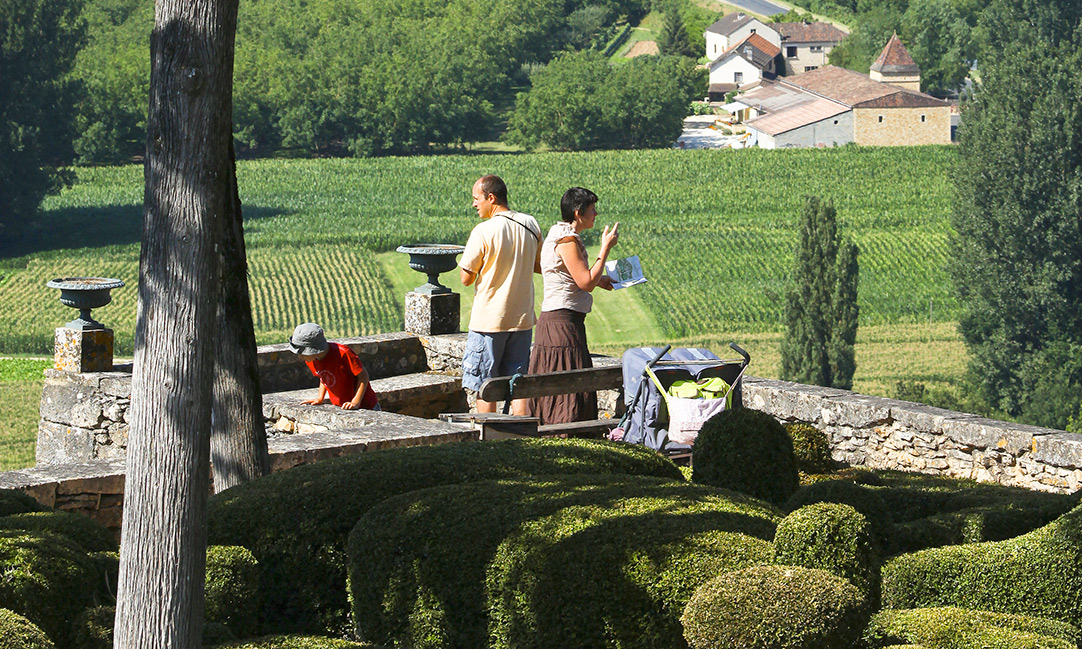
[0, 146, 966, 470]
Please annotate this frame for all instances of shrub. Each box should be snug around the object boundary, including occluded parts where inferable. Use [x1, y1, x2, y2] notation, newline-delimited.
[207, 438, 684, 636]
[692, 408, 799, 506]
[209, 635, 379, 648]
[865, 607, 1082, 649]
[681, 565, 869, 649]
[205, 545, 260, 641]
[0, 530, 101, 647]
[0, 608, 55, 649]
[0, 511, 117, 553]
[348, 474, 777, 649]
[0, 490, 47, 518]
[786, 422, 833, 474]
[786, 478, 893, 546]
[774, 503, 878, 599]
[71, 606, 113, 649]
[882, 503, 1082, 628]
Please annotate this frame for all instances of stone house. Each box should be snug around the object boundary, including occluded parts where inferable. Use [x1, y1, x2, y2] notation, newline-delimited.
[704, 12, 779, 62]
[773, 20, 849, 75]
[707, 33, 781, 100]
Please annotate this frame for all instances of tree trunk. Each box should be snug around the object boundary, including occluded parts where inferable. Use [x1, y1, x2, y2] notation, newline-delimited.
[114, 0, 239, 645]
[211, 141, 270, 494]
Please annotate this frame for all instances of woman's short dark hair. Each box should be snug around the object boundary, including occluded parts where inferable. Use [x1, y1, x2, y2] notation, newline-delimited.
[560, 187, 598, 223]
[479, 174, 508, 206]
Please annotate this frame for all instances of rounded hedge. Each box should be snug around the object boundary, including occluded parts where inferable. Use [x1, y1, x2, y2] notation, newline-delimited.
[0, 511, 117, 554]
[786, 422, 832, 474]
[206, 545, 261, 640]
[0, 530, 101, 647]
[348, 474, 778, 649]
[71, 606, 114, 649]
[207, 438, 684, 636]
[692, 408, 799, 506]
[774, 502, 878, 598]
[864, 607, 1082, 649]
[681, 564, 869, 649]
[786, 478, 893, 545]
[209, 635, 380, 648]
[882, 503, 1082, 629]
[0, 608, 55, 649]
[0, 491, 48, 518]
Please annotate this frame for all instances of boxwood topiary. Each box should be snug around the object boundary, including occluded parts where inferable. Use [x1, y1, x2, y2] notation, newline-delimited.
[786, 478, 893, 545]
[786, 422, 832, 474]
[864, 607, 1082, 649]
[205, 545, 260, 641]
[207, 438, 684, 637]
[71, 606, 114, 649]
[209, 635, 381, 648]
[0, 491, 48, 519]
[0, 530, 101, 648]
[348, 474, 778, 649]
[774, 502, 878, 599]
[882, 503, 1082, 629]
[681, 564, 869, 649]
[0, 608, 55, 649]
[0, 511, 117, 554]
[692, 408, 799, 506]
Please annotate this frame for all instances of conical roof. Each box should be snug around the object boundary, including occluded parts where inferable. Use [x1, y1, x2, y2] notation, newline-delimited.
[870, 32, 919, 74]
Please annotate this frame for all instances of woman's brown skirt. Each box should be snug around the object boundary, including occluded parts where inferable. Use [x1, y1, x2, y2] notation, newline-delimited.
[525, 308, 598, 425]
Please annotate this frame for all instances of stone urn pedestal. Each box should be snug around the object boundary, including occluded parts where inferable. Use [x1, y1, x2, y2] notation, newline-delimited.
[46, 277, 125, 372]
[397, 244, 464, 336]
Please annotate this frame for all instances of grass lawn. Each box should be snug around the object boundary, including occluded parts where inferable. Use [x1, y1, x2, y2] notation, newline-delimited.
[0, 357, 49, 471]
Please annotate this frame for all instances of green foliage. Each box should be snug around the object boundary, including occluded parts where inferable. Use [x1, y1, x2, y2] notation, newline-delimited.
[0, 0, 85, 234]
[780, 196, 859, 389]
[0, 530, 103, 647]
[0, 608, 55, 649]
[786, 422, 833, 474]
[881, 502, 1082, 628]
[774, 503, 878, 597]
[0, 359, 49, 383]
[71, 606, 114, 649]
[865, 607, 1082, 649]
[210, 636, 379, 648]
[681, 565, 870, 649]
[348, 474, 777, 649]
[0, 490, 48, 518]
[506, 52, 704, 150]
[692, 408, 800, 506]
[0, 511, 116, 554]
[900, 0, 973, 96]
[771, 8, 816, 22]
[828, 7, 902, 73]
[787, 478, 893, 543]
[205, 545, 261, 641]
[950, 0, 1082, 428]
[657, 4, 695, 58]
[206, 438, 683, 637]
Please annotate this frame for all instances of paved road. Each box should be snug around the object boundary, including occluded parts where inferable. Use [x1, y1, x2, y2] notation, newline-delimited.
[727, 0, 789, 17]
[675, 115, 747, 149]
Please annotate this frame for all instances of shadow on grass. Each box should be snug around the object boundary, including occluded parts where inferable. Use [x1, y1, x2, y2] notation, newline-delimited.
[0, 204, 290, 259]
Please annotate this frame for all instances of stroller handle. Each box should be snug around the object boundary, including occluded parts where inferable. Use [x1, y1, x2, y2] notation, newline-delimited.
[729, 342, 751, 369]
[648, 345, 673, 369]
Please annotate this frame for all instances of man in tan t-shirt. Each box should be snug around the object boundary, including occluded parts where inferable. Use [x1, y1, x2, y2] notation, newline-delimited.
[459, 174, 541, 414]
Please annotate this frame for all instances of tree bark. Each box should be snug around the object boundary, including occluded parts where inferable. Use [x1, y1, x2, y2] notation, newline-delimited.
[114, 0, 239, 645]
[211, 141, 270, 494]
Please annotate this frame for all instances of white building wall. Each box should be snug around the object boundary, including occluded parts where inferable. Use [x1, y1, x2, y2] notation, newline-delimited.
[708, 56, 761, 86]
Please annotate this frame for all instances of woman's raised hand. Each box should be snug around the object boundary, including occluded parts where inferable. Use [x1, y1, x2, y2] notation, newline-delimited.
[601, 222, 619, 252]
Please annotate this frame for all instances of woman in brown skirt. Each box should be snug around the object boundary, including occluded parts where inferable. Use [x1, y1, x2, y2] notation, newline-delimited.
[525, 187, 619, 424]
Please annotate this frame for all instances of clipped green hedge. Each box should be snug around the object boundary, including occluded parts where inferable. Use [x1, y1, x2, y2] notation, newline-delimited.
[692, 408, 799, 506]
[865, 607, 1082, 649]
[0, 530, 103, 648]
[0, 511, 117, 554]
[0, 491, 48, 518]
[681, 565, 869, 649]
[0, 608, 55, 649]
[882, 503, 1082, 628]
[786, 422, 833, 474]
[210, 635, 381, 648]
[71, 606, 114, 649]
[348, 474, 777, 649]
[773, 502, 878, 598]
[206, 545, 261, 641]
[207, 438, 684, 636]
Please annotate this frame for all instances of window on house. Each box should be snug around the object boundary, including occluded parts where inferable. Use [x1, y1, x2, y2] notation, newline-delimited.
[810, 45, 823, 52]
[751, 28, 756, 33]
[833, 120, 839, 125]
[921, 114, 927, 122]
[714, 44, 717, 54]
[734, 71, 744, 84]
[804, 66, 818, 72]
[878, 115, 884, 123]
[787, 46, 797, 57]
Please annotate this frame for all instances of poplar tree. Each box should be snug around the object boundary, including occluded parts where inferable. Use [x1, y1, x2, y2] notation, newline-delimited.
[657, 4, 695, 59]
[780, 196, 860, 390]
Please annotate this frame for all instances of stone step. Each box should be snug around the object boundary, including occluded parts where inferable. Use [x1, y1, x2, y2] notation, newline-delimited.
[263, 371, 467, 432]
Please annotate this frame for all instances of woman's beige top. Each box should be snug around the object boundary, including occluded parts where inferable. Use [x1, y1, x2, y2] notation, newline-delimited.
[540, 221, 593, 314]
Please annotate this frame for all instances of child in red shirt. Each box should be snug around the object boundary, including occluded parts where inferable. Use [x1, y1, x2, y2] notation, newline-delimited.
[289, 323, 380, 410]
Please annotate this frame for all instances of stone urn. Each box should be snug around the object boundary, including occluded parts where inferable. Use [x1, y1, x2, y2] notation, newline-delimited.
[46, 277, 125, 330]
[396, 244, 466, 296]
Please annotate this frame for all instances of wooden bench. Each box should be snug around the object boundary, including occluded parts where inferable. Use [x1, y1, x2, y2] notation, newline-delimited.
[472, 364, 624, 439]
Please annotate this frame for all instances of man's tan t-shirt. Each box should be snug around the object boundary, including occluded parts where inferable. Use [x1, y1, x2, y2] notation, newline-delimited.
[460, 210, 541, 332]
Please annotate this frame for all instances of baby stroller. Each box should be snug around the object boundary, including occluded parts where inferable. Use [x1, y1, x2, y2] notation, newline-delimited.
[614, 343, 750, 457]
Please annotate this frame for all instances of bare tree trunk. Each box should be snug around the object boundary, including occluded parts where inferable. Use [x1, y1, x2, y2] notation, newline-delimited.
[211, 141, 269, 494]
[114, 0, 239, 644]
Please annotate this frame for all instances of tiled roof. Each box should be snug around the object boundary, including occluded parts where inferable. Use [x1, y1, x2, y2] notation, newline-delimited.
[710, 32, 781, 71]
[870, 32, 919, 74]
[705, 12, 754, 36]
[745, 97, 849, 135]
[780, 65, 945, 108]
[774, 21, 848, 44]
